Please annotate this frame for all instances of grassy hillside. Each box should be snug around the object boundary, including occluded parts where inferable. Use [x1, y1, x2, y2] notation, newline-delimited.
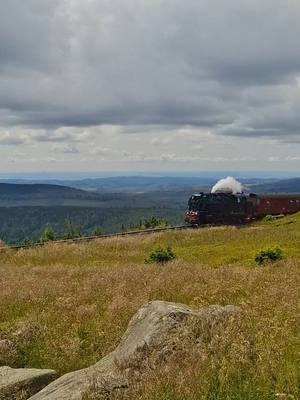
[0, 214, 299, 399]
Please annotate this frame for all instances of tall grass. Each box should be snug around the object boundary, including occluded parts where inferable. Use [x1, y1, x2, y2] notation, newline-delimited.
[0, 214, 299, 398]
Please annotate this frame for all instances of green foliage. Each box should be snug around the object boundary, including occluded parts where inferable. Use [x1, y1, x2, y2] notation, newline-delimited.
[40, 224, 55, 242]
[0, 207, 182, 245]
[255, 247, 284, 265]
[145, 246, 176, 264]
[20, 238, 36, 247]
[64, 219, 81, 239]
[0, 231, 8, 243]
[91, 226, 102, 236]
[143, 216, 168, 229]
[124, 216, 169, 232]
[263, 214, 275, 222]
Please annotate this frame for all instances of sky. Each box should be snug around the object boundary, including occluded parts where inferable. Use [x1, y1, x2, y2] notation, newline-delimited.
[0, 0, 300, 174]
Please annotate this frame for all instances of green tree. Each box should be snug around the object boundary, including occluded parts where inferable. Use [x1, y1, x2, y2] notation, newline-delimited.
[64, 219, 81, 239]
[92, 226, 102, 236]
[40, 224, 56, 242]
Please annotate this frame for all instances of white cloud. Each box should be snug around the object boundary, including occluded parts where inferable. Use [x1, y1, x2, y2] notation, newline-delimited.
[150, 137, 173, 146]
[285, 156, 300, 161]
[52, 144, 80, 154]
[0, 132, 27, 145]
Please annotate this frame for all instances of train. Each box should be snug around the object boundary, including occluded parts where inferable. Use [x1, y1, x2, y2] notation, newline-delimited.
[185, 192, 300, 226]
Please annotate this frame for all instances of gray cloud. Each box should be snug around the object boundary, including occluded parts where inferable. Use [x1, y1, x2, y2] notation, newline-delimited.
[0, 0, 300, 146]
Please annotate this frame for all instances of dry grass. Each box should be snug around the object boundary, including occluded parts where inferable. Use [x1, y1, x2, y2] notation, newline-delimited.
[0, 214, 299, 399]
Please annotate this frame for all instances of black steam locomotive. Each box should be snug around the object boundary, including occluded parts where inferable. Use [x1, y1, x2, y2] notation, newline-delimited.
[185, 192, 300, 226]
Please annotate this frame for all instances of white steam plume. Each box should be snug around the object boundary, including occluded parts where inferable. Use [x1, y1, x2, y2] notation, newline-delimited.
[211, 176, 243, 194]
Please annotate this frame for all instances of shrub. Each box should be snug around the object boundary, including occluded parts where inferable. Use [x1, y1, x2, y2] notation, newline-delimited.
[122, 217, 169, 232]
[20, 238, 36, 247]
[64, 219, 81, 239]
[40, 224, 55, 242]
[145, 246, 176, 264]
[92, 227, 102, 236]
[263, 214, 275, 222]
[143, 216, 169, 229]
[255, 247, 284, 265]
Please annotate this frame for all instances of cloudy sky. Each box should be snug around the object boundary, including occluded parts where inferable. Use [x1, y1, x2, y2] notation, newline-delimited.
[1, 0, 300, 173]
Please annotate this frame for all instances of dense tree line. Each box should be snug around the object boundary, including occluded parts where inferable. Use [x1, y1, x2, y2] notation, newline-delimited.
[0, 207, 183, 244]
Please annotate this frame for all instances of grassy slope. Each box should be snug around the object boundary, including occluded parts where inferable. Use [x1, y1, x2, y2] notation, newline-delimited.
[0, 214, 299, 399]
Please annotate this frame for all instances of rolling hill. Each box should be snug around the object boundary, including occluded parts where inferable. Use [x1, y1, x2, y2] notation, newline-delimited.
[249, 177, 300, 193]
[0, 183, 103, 207]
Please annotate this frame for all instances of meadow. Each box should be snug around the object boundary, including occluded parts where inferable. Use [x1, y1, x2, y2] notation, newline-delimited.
[0, 214, 299, 399]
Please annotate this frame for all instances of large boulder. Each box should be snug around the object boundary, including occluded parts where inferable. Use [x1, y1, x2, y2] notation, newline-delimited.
[29, 301, 239, 400]
[0, 366, 58, 400]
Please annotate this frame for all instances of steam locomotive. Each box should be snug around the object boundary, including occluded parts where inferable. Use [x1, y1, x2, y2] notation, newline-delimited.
[185, 192, 300, 225]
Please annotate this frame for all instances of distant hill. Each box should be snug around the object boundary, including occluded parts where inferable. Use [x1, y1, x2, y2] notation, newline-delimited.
[0, 183, 86, 198]
[0, 176, 215, 192]
[249, 178, 300, 193]
[0, 182, 193, 208]
[0, 176, 275, 194]
[0, 183, 106, 207]
[1, 176, 299, 207]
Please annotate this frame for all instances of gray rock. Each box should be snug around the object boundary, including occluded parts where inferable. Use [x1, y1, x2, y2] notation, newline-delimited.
[29, 301, 239, 400]
[0, 366, 58, 400]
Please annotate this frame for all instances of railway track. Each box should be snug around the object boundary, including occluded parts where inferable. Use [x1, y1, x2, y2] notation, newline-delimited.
[0, 224, 190, 252]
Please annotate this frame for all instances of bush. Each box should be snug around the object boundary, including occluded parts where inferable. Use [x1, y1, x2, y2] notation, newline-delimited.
[64, 219, 81, 239]
[255, 247, 284, 265]
[92, 227, 102, 236]
[40, 224, 55, 242]
[263, 214, 275, 222]
[143, 216, 169, 229]
[122, 217, 169, 232]
[145, 246, 176, 264]
[20, 238, 36, 247]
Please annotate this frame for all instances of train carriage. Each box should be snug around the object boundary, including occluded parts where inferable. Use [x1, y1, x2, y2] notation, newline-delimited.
[248, 194, 300, 218]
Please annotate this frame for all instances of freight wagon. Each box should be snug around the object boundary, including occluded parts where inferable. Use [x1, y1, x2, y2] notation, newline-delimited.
[185, 192, 300, 226]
